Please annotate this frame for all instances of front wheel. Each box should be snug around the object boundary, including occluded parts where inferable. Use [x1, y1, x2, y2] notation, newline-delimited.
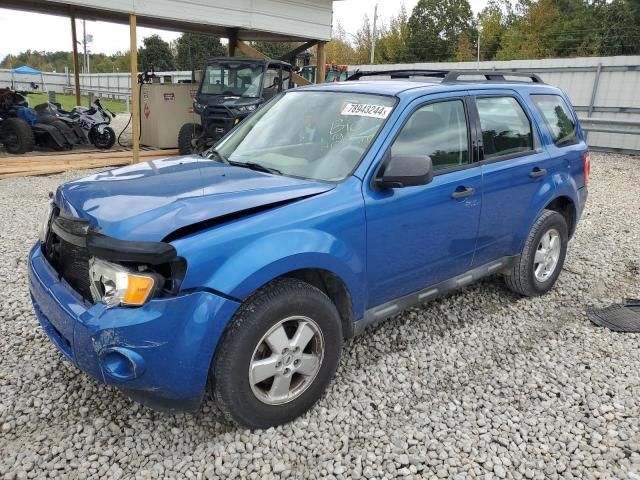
[178, 123, 202, 155]
[89, 126, 115, 149]
[504, 209, 568, 297]
[0, 117, 35, 154]
[212, 278, 343, 429]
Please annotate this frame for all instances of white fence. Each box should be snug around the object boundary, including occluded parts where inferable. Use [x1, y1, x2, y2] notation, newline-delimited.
[0, 69, 192, 101]
[350, 56, 640, 154]
[2, 55, 639, 152]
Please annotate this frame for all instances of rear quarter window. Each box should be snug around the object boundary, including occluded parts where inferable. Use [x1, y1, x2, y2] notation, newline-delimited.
[531, 94, 579, 147]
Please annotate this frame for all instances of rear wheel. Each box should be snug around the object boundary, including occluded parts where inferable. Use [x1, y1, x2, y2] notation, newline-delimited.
[0, 117, 34, 154]
[212, 278, 343, 429]
[90, 126, 115, 149]
[504, 209, 568, 297]
[178, 123, 202, 155]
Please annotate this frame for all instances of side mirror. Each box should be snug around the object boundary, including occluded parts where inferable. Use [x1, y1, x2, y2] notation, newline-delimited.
[376, 150, 434, 189]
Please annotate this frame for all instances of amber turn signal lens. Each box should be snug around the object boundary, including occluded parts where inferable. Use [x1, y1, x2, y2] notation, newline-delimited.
[122, 274, 155, 305]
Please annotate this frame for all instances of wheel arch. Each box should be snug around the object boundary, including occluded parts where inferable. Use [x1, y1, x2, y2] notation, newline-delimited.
[544, 195, 578, 238]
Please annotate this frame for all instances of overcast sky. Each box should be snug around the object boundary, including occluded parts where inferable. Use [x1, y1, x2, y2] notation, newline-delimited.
[0, 0, 488, 62]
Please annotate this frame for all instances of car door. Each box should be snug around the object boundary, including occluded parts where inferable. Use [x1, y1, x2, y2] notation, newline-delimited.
[470, 90, 556, 265]
[363, 93, 482, 307]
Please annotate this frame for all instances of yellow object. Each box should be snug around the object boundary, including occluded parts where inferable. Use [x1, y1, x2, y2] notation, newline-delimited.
[234, 118, 240, 125]
[123, 275, 155, 305]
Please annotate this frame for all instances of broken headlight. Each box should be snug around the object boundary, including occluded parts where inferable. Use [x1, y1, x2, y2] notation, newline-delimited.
[89, 258, 161, 307]
[38, 201, 54, 243]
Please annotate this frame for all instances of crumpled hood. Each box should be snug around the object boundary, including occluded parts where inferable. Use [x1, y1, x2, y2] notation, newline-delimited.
[55, 156, 334, 242]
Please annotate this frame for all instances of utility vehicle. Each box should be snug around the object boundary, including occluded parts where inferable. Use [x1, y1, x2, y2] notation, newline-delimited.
[177, 57, 293, 154]
[29, 70, 589, 429]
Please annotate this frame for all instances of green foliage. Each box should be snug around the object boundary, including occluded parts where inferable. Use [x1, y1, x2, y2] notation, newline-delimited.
[137, 34, 175, 71]
[250, 41, 298, 59]
[405, 0, 475, 61]
[175, 33, 227, 70]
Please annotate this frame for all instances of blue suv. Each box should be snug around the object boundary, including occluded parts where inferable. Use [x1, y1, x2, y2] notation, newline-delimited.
[28, 70, 589, 428]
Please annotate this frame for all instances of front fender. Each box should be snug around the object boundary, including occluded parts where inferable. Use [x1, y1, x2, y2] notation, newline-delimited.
[202, 229, 365, 320]
[173, 178, 368, 320]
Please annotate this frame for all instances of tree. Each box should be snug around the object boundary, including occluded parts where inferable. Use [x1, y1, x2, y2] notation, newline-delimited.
[251, 41, 298, 59]
[406, 0, 475, 62]
[174, 33, 226, 70]
[599, 0, 640, 56]
[455, 33, 476, 61]
[497, 0, 560, 60]
[376, 6, 411, 63]
[353, 14, 374, 64]
[326, 23, 358, 65]
[138, 34, 175, 71]
[477, 0, 513, 61]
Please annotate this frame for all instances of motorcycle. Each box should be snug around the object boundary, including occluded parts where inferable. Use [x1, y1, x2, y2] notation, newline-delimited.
[35, 98, 117, 150]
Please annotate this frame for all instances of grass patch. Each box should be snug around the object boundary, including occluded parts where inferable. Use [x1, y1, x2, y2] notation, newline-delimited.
[24, 93, 128, 114]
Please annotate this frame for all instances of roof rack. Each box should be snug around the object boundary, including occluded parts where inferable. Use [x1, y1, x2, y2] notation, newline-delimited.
[346, 69, 450, 81]
[443, 70, 544, 83]
[346, 69, 544, 84]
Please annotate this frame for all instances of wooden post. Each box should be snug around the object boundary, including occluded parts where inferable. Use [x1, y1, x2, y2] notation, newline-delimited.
[316, 41, 326, 83]
[70, 10, 81, 106]
[228, 29, 238, 57]
[129, 14, 140, 163]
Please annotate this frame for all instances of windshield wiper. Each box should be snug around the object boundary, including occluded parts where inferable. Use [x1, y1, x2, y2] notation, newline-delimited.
[204, 149, 229, 164]
[229, 161, 282, 175]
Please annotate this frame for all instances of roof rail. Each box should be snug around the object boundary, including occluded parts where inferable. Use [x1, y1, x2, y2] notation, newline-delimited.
[443, 71, 544, 83]
[346, 69, 450, 81]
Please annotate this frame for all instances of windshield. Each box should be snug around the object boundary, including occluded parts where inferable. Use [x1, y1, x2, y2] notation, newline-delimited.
[215, 91, 396, 182]
[200, 62, 264, 97]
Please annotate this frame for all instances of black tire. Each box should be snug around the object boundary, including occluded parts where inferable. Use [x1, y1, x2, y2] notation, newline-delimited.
[178, 123, 202, 155]
[504, 209, 568, 297]
[212, 278, 343, 429]
[90, 126, 115, 149]
[0, 117, 34, 154]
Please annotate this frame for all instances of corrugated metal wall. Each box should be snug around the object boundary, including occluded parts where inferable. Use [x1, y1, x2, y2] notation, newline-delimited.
[351, 56, 640, 153]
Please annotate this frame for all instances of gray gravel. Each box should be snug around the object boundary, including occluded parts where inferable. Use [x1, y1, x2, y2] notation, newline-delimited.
[1, 152, 639, 479]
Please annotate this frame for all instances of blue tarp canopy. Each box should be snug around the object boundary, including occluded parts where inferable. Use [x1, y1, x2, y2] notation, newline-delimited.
[12, 66, 42, 74]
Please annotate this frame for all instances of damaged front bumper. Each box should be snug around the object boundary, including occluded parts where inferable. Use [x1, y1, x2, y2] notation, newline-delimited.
[28, 244, 240, 412]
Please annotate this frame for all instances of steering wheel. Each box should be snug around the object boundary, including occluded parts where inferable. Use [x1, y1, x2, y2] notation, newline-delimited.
[222, 90, 235, 95]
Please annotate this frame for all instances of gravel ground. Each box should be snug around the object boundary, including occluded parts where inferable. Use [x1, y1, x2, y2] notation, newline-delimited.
[0, 152, 639, 480]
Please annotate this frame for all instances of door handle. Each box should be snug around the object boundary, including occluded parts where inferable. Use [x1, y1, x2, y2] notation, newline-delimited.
[451, 186, 475, 199]
[529, 167, 547, 178]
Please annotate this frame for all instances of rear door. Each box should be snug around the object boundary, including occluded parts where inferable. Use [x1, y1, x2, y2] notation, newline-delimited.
[470, 90, 557, 265]
[363, 92, 482, 306]
[530, 93, 587, 191]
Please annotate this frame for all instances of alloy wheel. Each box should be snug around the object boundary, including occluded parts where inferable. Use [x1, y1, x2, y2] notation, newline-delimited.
[249, 316, 324, 405]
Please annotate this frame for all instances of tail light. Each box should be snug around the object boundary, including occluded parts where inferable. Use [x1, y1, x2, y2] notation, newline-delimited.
[583, 151, 591, 186]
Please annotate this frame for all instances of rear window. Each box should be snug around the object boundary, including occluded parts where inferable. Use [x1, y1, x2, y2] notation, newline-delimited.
[532, 94, 579, 147]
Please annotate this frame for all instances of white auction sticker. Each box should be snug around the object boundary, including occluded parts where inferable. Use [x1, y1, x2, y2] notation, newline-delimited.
[341, 103, 392, 119]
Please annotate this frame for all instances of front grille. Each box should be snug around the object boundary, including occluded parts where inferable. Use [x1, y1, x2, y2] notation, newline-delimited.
[55, 238, 92, 300]
[43, 211, 93, 301]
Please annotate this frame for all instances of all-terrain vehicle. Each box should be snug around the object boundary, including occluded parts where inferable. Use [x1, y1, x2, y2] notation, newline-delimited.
[0, 88, 78, 153]
[178, 57, 294, 154]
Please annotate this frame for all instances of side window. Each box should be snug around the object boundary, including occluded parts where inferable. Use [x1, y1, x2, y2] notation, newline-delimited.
[263, 67, 281, 99]
[531, 94, 578, 147]
[391, 100, 469, 172]
[476, 96, 534, 160]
